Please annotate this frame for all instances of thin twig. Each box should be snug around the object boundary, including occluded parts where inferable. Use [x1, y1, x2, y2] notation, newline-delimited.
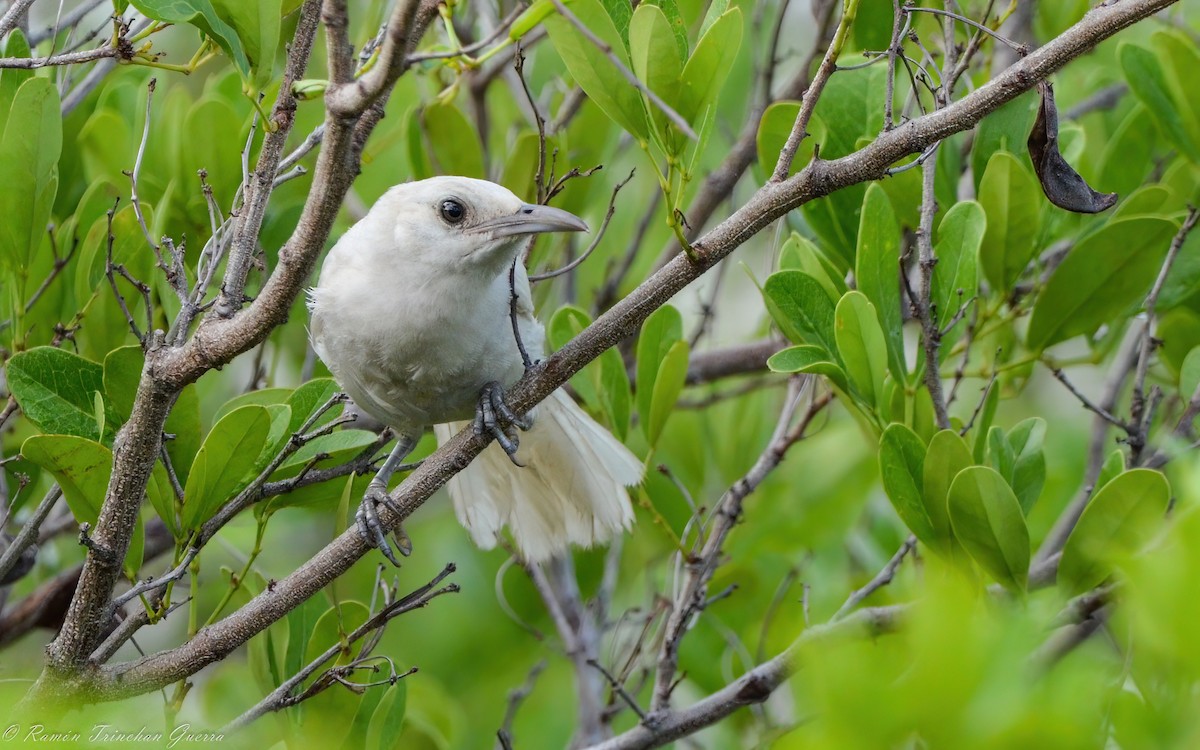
[224, 563, 458, 732]
[531, 170, 634, 282]
[0, 44, 117, 68]
[1051, 368, 1131, 431]
[914, 145, 951, 429]
[0, 486, 61, 584]
[495, 660, 546, 750]
[831, 536, 916, 621]
[771, 0, 860, 180]
[906, 6, 1028, 54]
[882, 0, 905, 131]
[588, 658, 648, 721]
[651, 382, 830, 714]
[108, 547, 199, 613]
[103, 200, 151, 344]
[1129, 207, 1199, 462]
[90, 598, 188, 664]
[0, 0, 40, 41]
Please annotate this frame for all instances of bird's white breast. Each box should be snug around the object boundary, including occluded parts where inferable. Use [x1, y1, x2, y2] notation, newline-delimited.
[310, 225, 543, 434]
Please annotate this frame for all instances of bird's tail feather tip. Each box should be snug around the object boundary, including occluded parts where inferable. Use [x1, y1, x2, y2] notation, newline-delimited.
[439, 387, 643, 563]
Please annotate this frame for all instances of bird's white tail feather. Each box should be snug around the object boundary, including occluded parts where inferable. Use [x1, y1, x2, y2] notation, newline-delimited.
[433, 389, 641, 561]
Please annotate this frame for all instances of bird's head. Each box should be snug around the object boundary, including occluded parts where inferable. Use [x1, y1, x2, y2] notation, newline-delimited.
[376, 176, 588, 272]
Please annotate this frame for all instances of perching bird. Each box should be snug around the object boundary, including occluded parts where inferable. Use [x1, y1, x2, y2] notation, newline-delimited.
[308, 176, 642, 563]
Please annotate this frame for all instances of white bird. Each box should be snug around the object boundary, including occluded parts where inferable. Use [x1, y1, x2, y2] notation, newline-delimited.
[308, 176, 642, 563]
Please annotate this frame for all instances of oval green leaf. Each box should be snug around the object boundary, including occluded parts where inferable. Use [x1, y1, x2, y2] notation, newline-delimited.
[1060, 468, 1170, 594]
[947, 466, 1030, 592]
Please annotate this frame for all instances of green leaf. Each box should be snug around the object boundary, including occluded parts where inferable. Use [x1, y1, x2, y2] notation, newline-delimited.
[129, 0, 251, 79]
[20, 434, 143, 576]
[165, 385, 202, 488]
[1027, 217, 1178, 351]
[21, 435, 110, 526]
[422, 100, 485, 179]
[778, 232, 847, 302]
[547, 305, 631, 437]
[0, 78, 61, 303]
[147, 460, 181, 540]
[855, 184, 905, 384]
[0, 30, 32, 136]
[499, 132, 546, 201]
[404, 106, 433, 180]
[214, 387, 292, 423]
[1121, 41, 1200, 163]
[971, 91, 1039, 188]
[300, 601, 373, 744]
[1006, 418, 1046, 515]
[922, 429, 973, 557]
[803, 66, 886, 264]
[986, 426, 1015, 484]
[598, 0, 633, 44]
[630, 3, 684, 148]
[102, 345, 143, 425]
[755, 101, 821, 181]
[182, 404, 272, 529]
[274, 430, 379, 475]
[879, 424, 937, 546]
[1095, 449, 1126, 493]
[545, 0, 650, 139]
[1110, 185, 1175, 222]
[1158, 223, 1200, 311]
[977, 151, 1043, 293]
[304, 601, 370, 667]
[93, 392, 105, 442]
[180, 96, 242, 202]
[1060, 469, 1170, 594]
[1151, 29, 1200, 163]
[210, 0, 283, 88]
[268, 430, 379, 510]
[1099, 105, 1156, 196]
[971, 383, 1000, 463]
[257, 403, 293, 474]
[931, 201, 984, 356]
[947, 466, 1030, 592]
[366, 682, 409, 750]
[1181, 347, 1200, 404]
[643, 0, 687, 60]
[698, 0, 728, 37]
[647, 340, 689, 447]
[677, 7, 742, 126]
[7, 347, 106, 440]
[510, 1, 558, 42]
[286, 378, 343, 435]
[636, 305, 683, 441]
[835, 291, 889, 409]
[761, 270, 838, 355]
[73, 206, 148, 316]
[767, 346, 850, 393]
[284, 594, 327, 677]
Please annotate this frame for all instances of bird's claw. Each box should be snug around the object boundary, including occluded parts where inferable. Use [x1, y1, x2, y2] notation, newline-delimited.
[474, 381, 531, 466]
[355, 481, 412, 566]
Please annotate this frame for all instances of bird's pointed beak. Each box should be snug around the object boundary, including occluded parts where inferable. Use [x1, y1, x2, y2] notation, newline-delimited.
[467, 203, 589, 238]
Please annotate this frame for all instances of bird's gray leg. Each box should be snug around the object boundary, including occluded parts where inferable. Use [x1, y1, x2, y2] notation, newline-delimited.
[356, 435, 417, 565]
[473, 381, 532, 466]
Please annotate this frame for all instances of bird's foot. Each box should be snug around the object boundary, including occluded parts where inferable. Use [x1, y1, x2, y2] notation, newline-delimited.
[355, 481, 412, 566]
[474, 381, 531, 466]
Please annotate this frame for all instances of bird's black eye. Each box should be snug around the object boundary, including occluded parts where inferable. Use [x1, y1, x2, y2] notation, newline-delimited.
[439, 199, 466, 225]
